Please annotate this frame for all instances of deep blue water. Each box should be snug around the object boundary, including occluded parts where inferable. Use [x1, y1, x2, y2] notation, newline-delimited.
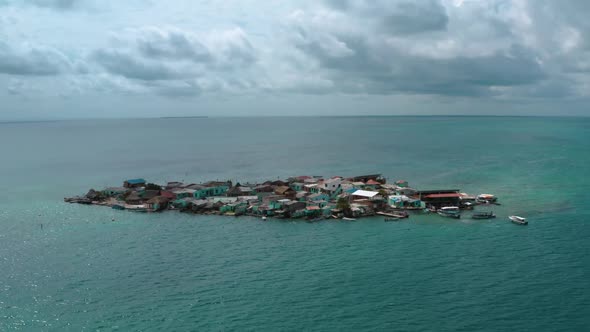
[1, 117, 589, 331]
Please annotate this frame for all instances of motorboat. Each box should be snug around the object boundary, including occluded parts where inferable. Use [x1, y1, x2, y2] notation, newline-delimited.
[471, 211, 496, 219]
[437, 206, 461, 219]
[477, 194, 497, 204]
[509, 215, 527, 225]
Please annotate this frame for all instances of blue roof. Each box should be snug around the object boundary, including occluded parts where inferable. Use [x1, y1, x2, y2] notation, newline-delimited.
[126, 178, 146, 184]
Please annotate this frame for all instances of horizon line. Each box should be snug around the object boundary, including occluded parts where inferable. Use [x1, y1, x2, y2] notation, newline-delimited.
[1, 114, 589, 123]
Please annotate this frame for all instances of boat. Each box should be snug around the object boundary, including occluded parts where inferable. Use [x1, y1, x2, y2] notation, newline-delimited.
[509, 215, 527, 225]
[342, 217, 356, 221]
[376, 211, 409, 219]
[476, 194, 497, 204]
[262, 216, 267, 220]
[111, 204, 125, 210]
[471, 211, 496, 219]
[437, 206, 461, 219]
[438, 211, 461, 219]
[384, 218, 400, 222]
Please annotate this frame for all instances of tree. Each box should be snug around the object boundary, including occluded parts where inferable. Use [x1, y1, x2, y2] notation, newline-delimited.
[145, 183, 162, 190]
[336, 197, 350, 210]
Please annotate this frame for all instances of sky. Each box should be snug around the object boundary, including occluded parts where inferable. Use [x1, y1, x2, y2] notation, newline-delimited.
[0, 0, 589, 119]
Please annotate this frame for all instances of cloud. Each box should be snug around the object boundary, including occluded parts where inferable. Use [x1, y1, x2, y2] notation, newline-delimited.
[0, 0, 83, 10]
[284, 1, 559, 97]
[90, 26, 258, 96]
[0, 41, 73, 75]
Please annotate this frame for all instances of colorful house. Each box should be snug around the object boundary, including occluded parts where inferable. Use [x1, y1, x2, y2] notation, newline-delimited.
[191, 182, 230, 199]
[102, 187, 127, 197]
[290, 182, 305, 191]
[308, 193, 329, 202]
[146, 196, 170, 211]
[172, 188, 196, 199]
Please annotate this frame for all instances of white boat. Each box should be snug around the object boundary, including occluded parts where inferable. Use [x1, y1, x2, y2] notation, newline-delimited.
[509, 215, 527, 225]
[477, 194, 497, 204]
[342, 217, 356, 221]
[262, 216, 267, 220]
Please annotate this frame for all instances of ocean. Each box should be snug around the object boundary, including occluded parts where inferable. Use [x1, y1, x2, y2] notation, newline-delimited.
[1, 116, 588, 331]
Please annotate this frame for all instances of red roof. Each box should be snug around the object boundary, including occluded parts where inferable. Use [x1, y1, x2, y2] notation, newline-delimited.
[306, 206, 320, 210]
[424, 193, 462, 199]
[366, 179, 380, 185]
[161, 191, 176, 199]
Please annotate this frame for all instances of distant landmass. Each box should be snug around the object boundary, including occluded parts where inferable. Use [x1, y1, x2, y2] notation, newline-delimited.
[160, 116, 208, 119]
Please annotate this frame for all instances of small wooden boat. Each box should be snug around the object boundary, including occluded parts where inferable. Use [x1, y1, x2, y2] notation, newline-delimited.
[471, 211, 496, 219]
[384, 218, 400, 222]
[509, 215, 527, 225]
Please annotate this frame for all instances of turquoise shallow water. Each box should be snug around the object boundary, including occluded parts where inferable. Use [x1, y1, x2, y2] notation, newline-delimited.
[1, 116, 589, 331]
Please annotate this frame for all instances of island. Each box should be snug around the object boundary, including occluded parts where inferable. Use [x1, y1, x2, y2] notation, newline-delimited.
[65, 174, 499, 221]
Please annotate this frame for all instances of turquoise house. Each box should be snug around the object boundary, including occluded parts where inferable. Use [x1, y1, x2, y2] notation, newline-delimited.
[193, 183, 230, 199]
[290, 182, 304, 191]
[308, 193, 329, 202]
[102, 187, 127, 197]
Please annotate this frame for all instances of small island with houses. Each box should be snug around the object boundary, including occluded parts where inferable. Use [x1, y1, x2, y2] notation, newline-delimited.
[65, 174, 506, 222]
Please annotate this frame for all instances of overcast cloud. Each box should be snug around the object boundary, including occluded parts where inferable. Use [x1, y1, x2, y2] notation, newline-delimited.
[0, 0, 588, 119]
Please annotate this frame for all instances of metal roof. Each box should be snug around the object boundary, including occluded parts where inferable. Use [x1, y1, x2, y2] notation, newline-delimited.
[352, 190, 379, 198]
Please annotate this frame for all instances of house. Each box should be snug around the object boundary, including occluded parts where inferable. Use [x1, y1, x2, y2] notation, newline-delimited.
[262, 180, 288, 187]
[389, 195, 423, 209]
[124, 178, 146, 188]
[211, 197, 239, 204]
[102, 187, 127, 197]
[254, 184, 274, 193]
[274, 186, 296, 198]
[160, 191, 176, 200]
[172, 188, 196, 199]
[321, 178, 342, 194]
[269, 198, 290, 210]
[395, 180, 409, 188]
[125, 191, 142, 205]
[146, 196, 170, 211]
[284, 201, 306, 213]
[308, 193, 330, 202]
[296, 191, 310, 201]
[141, 189, 160, 200]
[304, 183, 320, 193]
[290, 182, 305, 191]
[351, 190, 380, 200]
[227, 185, 253, 197]
[417, 189, 462, 208]
[190, 181, 231, 199]
[364, 179, 382, 190]
[305, 205, 321, 216]
[220, 202, 247, 214]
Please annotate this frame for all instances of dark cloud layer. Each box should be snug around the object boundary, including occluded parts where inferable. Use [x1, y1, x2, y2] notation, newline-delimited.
[0, 41, 71, 75]
[0, 0, 589, 110]
[285, 0, 589, 98]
